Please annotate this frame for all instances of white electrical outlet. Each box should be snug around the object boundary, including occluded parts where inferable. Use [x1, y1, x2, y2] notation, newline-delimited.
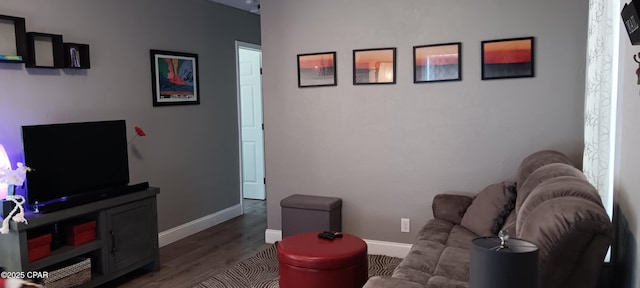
[401, 218, 410, 233]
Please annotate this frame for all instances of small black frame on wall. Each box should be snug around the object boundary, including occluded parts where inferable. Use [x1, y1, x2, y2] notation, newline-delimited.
[26, 32, 64, 68]
[297, 51, 337, 88]
[63, 43, 90, 69]
[353, 47, 397, 85]
[0, 14, 27, 63]
[481, 37, 535, 80]
[413, 42, 462, 83]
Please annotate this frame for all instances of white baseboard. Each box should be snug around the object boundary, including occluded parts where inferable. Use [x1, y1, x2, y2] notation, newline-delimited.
[363, 239, 412, 258]
[159, 204, 242, 247]
[265, 229, 283, 244]
[264, 229, 411, 258]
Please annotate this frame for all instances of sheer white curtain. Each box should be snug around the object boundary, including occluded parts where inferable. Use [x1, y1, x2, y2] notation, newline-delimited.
[583, 0, 619, 218]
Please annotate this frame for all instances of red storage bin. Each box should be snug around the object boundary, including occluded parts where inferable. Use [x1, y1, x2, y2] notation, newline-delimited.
[65, 220, 96, 246]
[28, 233, 52, 262]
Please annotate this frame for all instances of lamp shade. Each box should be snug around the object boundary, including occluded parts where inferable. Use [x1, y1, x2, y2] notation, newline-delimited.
[470, 237, 538, 288]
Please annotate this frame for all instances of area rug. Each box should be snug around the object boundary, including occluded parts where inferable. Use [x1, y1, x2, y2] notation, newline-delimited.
[192, 245, 402, 288]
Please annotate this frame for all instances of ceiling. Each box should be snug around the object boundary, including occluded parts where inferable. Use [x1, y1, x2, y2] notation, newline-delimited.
[208, 0, 260, 15]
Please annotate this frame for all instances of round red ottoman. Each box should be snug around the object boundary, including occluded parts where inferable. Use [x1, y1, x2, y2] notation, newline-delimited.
[277, 232, 368, 288]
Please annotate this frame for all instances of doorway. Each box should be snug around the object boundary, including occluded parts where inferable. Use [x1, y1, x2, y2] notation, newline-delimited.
[236, 41, 265, 206]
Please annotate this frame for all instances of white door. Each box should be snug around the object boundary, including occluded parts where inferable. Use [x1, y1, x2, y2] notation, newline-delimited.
[238, 45, 265, 200]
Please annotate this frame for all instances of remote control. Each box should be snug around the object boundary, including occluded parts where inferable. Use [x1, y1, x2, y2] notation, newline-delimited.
[318, 232, 335, 240]
[318, 231, 342, 240]
[324, 231, 343, 238]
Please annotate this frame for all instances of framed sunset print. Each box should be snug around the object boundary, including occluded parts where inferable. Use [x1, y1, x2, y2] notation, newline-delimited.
[353, 47, 396, 85]
[297, 52, 337, 88]
[481, 37, 534, 80]
[150, 50, 200, 106]
[414, 42, 461, 83]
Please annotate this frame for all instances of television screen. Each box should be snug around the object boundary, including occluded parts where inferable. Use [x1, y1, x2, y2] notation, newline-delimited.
[21, 120, 130, 206]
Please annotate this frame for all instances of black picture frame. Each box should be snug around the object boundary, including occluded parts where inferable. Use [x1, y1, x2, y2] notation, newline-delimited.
[297, 51, 337, 88]
[353, 47, 396, 85]
[481, 37, 535, 80]
[150, 50, 200, 106]
[413, 42, 462, 83]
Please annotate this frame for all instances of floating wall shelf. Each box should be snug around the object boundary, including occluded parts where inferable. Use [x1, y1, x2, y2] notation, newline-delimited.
[63, 43, 90, 69]
[26, 32, 64, 68]
[0, 14, 27, 63]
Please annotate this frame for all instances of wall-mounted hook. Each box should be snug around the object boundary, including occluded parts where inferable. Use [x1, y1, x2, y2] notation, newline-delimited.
[635, 53, 640, 85]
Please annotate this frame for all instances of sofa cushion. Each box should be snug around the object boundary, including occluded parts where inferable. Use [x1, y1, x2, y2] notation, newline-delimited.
[393, 239, 444, 284]
[515, 150, 573, 191]
[433, 246, 470, 282]
[363, 276, 428, 288]
[444, 225, 477, 250]
[517, 176, 603, 236]
[432, 194, 473, 224]
[416, 218, 455, 243]
[515, 163, 587, 216]
[460, 181, 513, 236]
[426, 276, 469, 288]
[395, 221, 472, 287]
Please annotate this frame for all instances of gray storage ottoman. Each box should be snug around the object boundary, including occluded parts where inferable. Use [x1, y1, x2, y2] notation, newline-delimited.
[280, 194, 342, 239]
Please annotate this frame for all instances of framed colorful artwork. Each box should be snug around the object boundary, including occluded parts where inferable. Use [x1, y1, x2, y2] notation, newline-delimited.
[353, 47, 396, 85]
[150, 50, 200, 106]
[297, 51, 337, 88]
[414, 42, 461, 83]
[481, 37, 534, 80]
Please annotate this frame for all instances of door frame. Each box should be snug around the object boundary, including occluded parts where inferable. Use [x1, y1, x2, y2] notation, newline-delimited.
[235, 40, 264, 214]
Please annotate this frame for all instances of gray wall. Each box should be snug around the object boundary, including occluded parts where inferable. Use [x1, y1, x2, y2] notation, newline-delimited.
[261, 0, 588, 242]
[614, 3, 640, 285]
[0, 0, 260, 231]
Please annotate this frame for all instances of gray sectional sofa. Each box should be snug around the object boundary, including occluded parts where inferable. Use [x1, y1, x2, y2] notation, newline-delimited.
[364, 150, 614, 288]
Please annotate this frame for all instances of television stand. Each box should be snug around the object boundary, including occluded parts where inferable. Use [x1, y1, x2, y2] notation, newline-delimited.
[0, 187, 160, 287]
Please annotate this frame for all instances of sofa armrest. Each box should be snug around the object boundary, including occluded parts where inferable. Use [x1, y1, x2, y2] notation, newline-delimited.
[363, 276, 426, 288]
[432, 194, 473, 224]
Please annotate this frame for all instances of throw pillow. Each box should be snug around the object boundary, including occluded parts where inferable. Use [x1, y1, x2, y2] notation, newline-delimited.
[460, 181, 514, 236]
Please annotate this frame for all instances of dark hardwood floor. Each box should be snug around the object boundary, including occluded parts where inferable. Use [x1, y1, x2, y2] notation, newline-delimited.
[105, 199, 268, 288]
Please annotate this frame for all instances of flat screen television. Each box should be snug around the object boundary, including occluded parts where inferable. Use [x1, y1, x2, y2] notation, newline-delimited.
[21, 120, 131, 210]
